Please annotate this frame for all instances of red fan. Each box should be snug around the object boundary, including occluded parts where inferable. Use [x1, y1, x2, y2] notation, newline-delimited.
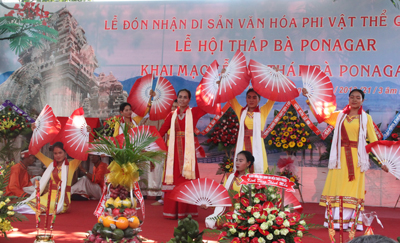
[283, 192, 303, 213]
[29, 105, 61, 155]
[127, 125, 167, 152]
[196, 50, 250, 114]
[127, 74, 154, 117]
[169, 178, 232, 207]
[150, 77, 177, 120]
[249, 59, 299, 102]
[366, 140, 400, 179]
[127, 74, 176, 120]
[61, 107, 90, 161]
[300, 65, 337, 123]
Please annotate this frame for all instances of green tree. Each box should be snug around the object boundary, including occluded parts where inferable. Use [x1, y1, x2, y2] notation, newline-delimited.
[0, 1, 58, 55]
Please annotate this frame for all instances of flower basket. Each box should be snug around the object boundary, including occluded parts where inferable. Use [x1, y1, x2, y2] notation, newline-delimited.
[217, 182, 319, 242]
[266, 107, 315, 154]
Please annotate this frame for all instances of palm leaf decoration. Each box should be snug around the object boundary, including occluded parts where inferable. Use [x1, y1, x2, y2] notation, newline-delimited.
[89, 123, 166, 188]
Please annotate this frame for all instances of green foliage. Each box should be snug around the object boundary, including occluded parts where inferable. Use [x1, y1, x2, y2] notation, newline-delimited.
[0, 2, 58, 55]
[0, 106, 32, 162]
[167, 215, 203, 243]
[89, 122, 166, 176]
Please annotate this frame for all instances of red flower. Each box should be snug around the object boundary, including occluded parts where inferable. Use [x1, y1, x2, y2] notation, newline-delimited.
[255, 218, 266, 223]
[232, 237, 240, 243]
[248, 224, 259, 231]
[251, 204, 262, 214]
[289, 228, 296, 233]
[238, 209, 247, 214]
[237, 215, 246, 221]
[262, 201, 274, 209]
[250, 238, 259, 243]
[289, 218, 297, 225]
[224, 211, 234, 220]
[392, 133, 398, 139]
[241, 197, 250, 207]
[14, 4, 19, 9]
[222, 222, 238, 228]
[258, 228, 269, 236]
[207, 139, 212, 143]
[218, 231, 227, 241]
[294, 237, 302, 243]
[238, 225, 248, 230]
[276, 217, 284, 225]
[255, 193, 267, 201]
[241, 237, 250, 243]
[297, 225, 306, 231]
[278, 239, 286, 243]
[234, 192, 244, 199]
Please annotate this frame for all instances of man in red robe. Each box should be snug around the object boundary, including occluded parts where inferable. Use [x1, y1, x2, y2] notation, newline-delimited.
[6, 150, 36, 197]
[71, 154, 109, 199]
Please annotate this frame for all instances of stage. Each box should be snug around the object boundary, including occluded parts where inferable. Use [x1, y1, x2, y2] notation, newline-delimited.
[7, 200, 400, 242]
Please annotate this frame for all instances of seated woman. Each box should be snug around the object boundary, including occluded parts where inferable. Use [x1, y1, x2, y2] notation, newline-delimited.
[16, 124, 87, 214]
[205, 150, 254, 229]
[113, 102, 144, 137]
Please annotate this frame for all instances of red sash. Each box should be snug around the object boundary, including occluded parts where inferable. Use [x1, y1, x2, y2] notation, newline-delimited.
[51, 164, 70, 210]
[174, 117, 186, 174]
[340, 124, 358, 181]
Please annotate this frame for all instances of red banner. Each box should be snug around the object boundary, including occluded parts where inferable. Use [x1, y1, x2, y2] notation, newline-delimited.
[133, 181, 145, 225]
[240, 174, 295, 192]
[291, 99, 321, 136]
[93, 178, 108, 217]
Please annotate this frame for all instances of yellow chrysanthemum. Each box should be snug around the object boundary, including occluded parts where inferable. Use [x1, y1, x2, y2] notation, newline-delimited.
[278, 121, 283, 125]
[225, 165, 231, 169]
[276, 137, 280, 141]
[283, 116, 288, 120]
[287, 127, 293, 132]
[290, 134, 297, 139]
[295, 124, 300, 128]
[281, 139, 287, 144]
[305, 131, 310, 136]
[283, 144, 289, 149]
[276, 142, 282, 147]
[278, 132, 283, 136]
[301, 137, 306, 142]
[297, 130, 303, 134]
[290, 177, 295, 182]
[281, 127, 287, 131]
[288, 111, 293, 116]
[283, 132, 289, 137]
[308, 144, 312, 149]
[300, 123, 305, 127]
[271, 130, 276, 135]
[289, 141, 296, 148]
[268, 140, 272, 145]
[297, 141, 303, 147]
[290, 116, 297, 121]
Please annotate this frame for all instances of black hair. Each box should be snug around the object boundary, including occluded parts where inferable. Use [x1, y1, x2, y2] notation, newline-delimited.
[52, 142, 65, 152]
[246, 88, 261, 99]
[119, 102, 132, 112]
[237, 150, 255, 169]
[348, 235, 396, 243]
[177, 89, 191, 100]
[349, 89, 365, 100]
[174, 99, 178, 103]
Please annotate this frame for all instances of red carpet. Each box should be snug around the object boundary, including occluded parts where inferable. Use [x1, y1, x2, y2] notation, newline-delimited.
[7, 199, 400, 242]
